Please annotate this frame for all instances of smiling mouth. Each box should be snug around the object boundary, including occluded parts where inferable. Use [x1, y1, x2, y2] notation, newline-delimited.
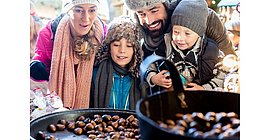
[117, 56, 127, 59]
[148, 22, 160, 30]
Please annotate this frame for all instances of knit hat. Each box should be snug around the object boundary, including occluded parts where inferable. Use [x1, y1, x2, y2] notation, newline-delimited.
[102, 16, 140, 47]
[171, 0, 208, 37]
[96, 16, 142, 77]
[62, 0, 100, 13]
[123, 0, 166, 11]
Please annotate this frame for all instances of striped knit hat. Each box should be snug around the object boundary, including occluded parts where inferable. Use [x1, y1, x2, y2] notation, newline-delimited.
[62, 0, 99, 13]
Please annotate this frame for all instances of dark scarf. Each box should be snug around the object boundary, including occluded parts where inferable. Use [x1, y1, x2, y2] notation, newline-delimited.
[112, 60, 129, 76]
[92, 58, 141, 110]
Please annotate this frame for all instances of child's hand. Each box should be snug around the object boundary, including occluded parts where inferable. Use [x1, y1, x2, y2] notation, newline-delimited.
[151, 70, 172, 88]
[184, 83, 204, 90]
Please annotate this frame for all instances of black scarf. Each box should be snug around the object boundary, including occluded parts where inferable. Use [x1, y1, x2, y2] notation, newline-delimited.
[112, 60, 129, 76]
[92, 58, 141, 110]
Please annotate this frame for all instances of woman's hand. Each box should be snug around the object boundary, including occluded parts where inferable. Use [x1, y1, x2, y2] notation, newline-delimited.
[151, 70, 172, 88]
[184, 83, 204, 90]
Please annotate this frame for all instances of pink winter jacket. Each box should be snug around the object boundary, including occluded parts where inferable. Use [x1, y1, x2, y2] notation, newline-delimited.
[32, 21, 53, 75]
[32, 20, 107, 76]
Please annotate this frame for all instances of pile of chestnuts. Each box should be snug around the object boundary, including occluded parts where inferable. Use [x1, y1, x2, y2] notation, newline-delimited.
[157, 112, 240, 139]
[36, 114, 141, 140]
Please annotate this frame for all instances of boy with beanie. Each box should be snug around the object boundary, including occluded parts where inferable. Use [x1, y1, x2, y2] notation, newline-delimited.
[146, 0, 226, 90]
[90, 16, 142, 110]
[123, 0, 236, 59]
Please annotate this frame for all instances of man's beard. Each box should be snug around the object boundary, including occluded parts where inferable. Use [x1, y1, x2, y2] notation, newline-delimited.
[143, 20, 167, 38]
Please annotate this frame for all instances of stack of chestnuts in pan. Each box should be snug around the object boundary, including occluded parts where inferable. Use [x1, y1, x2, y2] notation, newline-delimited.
[157, 111, 240, 139]
[36, 114, 141, 140]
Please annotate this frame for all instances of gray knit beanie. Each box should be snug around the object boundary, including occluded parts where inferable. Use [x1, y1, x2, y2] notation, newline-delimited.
[171, 0, 208, 37]
[123, 0, 166, 11]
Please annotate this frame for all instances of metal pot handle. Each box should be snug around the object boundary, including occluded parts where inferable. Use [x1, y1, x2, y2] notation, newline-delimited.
[140, 54, 184, 95]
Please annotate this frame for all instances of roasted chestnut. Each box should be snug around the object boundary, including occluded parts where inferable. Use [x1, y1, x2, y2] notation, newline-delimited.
[56, 124, 66, 131]
[74, 127, 83, 135]
[47, 124, 56, 132]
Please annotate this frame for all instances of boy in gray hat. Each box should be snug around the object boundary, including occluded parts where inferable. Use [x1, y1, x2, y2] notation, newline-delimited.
[146, 0, 226, 91]
[123, 0, 236, 59]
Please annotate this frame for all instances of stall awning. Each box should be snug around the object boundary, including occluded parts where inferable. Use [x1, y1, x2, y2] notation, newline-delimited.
[218, 0, 240, 7]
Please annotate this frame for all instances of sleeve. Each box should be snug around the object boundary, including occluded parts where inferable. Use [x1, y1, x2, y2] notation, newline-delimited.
[30, 61, 49, 81]
[202, 67, 226, 90]
[145, 63, 158, 87]
[31, 22, 54, 74]
[202, 57, 228, 90]
[205, 8, 236, 56]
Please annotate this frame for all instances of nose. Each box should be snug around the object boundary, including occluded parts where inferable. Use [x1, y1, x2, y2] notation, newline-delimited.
[82, 11, 90, 21]
[175, 34, 182, 41]
[119, 45, 125, 53]
[143, 14, 154, 25]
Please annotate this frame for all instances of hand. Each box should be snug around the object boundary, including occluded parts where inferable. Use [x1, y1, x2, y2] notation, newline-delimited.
[151, 70, 172, 88]
[184, 83, 204, 90]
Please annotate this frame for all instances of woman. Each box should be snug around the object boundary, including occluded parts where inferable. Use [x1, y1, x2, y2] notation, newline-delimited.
[30, 0, 106, 109]
[90, 16, 142, 110]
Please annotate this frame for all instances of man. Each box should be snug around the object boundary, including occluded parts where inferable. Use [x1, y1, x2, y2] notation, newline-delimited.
[123, 0, 236, 59]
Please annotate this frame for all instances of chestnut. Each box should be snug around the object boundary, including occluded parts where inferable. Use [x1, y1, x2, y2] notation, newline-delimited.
[111, 121, 119, 129]
[47, 124, 56, 132]
[56, 124, 66, 131]
[84, 123, 94, 131]
[111, 115, 120, 121]
[36, 131, 46, 140]
[165, 119, 175, 126]
[67, 122, 76, 130]
[175, 113, 184, 119]
[75, 121, 86, 128]
[57, 119, 67, 126]
[102, 114, 112, 122]
[176, 120, 187, 128]
[94, 117, 103, 124]
[126, 115, 134, 122]
[76, 115, 85, 121]
[74, 127, 83, 135]
[118, 118, 126, 126]
[83, 117, 91, 124]
[88, 134, 97, 139]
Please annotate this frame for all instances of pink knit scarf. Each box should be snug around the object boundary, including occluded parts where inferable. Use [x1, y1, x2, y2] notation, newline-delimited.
[49, 15, 103, 109]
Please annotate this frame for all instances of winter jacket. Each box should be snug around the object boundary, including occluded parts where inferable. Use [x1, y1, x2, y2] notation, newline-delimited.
[138, 0, 235, 59]
[146, 33, 225, 90]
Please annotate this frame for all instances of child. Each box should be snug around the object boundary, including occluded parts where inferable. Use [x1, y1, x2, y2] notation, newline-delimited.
[90, 16, 142, 110]
[146, 0, 225, 91]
